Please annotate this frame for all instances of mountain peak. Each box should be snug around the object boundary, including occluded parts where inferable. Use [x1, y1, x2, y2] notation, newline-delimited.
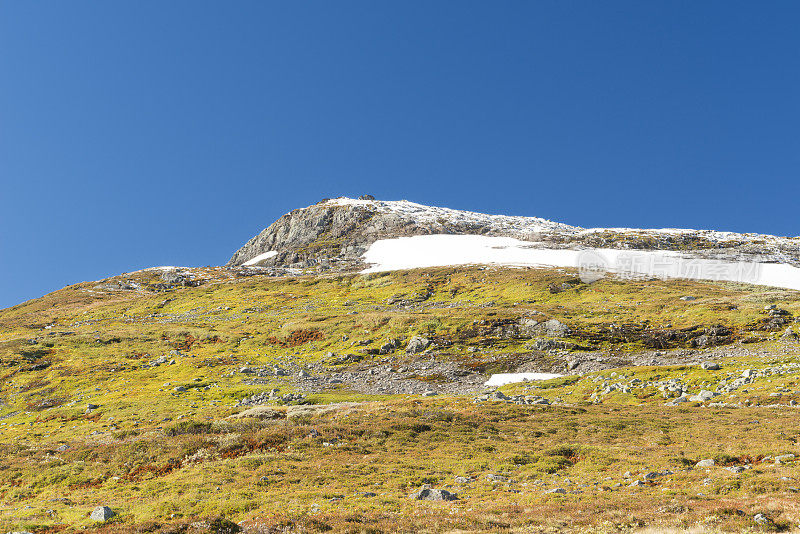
[226, 197, 800, 290]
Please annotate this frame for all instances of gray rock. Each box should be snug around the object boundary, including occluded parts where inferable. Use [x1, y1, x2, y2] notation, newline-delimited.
[753, 513, 769, 525]
[454, 476, 470, 484]
[226, 198, 800, 273]
[406, 336, 431, 354]
[541, 319, 571, 337]
[701, 362, 720, 371]
[409, 485, 458, 501]
[689, 390, 716, 402]
[696, 459, 715, 467]
[544, 487, 566, 494]
[486, 474, 509, 483]
[160, 270, 189, 285]
[90, 506, 116, 521]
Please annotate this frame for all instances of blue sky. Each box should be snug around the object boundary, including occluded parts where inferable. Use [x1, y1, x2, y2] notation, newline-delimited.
[1, 1, 798, 308]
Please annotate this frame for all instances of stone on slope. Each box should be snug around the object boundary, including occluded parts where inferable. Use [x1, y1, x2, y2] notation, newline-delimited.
[409, 485, 458, 501]
[689, 390, 716, 402]
[406, 336, 431, 354]
[90, 506, 116, 521]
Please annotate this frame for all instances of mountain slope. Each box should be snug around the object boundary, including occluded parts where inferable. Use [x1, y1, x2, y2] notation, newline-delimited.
[228, 196, 800, 289]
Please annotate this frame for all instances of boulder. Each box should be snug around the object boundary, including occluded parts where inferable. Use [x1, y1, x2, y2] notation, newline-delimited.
[409, 485, 458, 501]
[689, 390, 716, 402]
[701, 362, 720, 371]
[541, 319, 570, 337]
[90, 506, 116, 521]
[696, 459, 715, 467]
[406, 336, 431, 354]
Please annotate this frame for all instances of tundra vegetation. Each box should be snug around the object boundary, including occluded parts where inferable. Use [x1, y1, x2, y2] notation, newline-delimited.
[1, 265, 799, 533]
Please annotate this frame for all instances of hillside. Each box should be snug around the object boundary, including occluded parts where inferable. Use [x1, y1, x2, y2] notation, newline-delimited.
[1, 199, 800, 533]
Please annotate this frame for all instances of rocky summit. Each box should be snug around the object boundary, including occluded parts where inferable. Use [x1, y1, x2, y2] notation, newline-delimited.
[227, 196, 800, 274]
[1, 197, 800, 533]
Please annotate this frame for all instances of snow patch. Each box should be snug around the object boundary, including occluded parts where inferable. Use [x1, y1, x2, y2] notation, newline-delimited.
[485, 373, 563, 387]
[243, 250, 278, 266]
[360, 234, 800, 291]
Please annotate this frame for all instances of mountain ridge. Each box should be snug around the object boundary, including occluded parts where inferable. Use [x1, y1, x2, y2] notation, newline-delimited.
[227, 196, 800, 273]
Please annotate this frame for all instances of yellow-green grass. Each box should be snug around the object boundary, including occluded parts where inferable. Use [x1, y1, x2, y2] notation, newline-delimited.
[1, 265, 799, 532]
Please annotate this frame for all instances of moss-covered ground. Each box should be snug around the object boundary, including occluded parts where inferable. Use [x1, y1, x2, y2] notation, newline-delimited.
[1, 266, 799, 533]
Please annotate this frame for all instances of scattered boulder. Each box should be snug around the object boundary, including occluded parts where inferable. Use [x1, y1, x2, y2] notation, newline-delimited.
[696, 459, 715, 468]
[689, 390, 716, 402]
[160, 270, 189, 286]
[541, 319, 571, 338]
[406, 336, 431, 354]
[701, 362, 720, 371]
[90, 506, 116, 522]
[753, 513, 769, 525]
[409, 485, 458, 501]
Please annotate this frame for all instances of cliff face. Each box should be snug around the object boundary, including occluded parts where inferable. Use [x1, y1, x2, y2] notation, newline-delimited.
[227, 197, 800, 272]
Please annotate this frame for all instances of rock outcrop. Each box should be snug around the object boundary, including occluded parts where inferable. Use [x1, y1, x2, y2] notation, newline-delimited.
[226, 197, 800, 273]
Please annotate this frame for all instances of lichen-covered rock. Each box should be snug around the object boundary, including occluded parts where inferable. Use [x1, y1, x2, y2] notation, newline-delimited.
[406, 336, 431, 354]
[409, 485, 458, 501]
[90, 506, 115, 521]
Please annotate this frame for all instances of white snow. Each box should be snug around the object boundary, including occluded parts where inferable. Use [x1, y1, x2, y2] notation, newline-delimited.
[485, 373, 563, 387]
[360, 234, 800, 291]
[243, 250, 278, 266]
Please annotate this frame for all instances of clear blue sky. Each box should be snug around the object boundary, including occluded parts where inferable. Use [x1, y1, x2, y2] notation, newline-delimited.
[1, 1, 798, 308]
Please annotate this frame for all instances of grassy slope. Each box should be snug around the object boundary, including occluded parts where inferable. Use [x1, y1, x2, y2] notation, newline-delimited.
[0, 266, 799, 533]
